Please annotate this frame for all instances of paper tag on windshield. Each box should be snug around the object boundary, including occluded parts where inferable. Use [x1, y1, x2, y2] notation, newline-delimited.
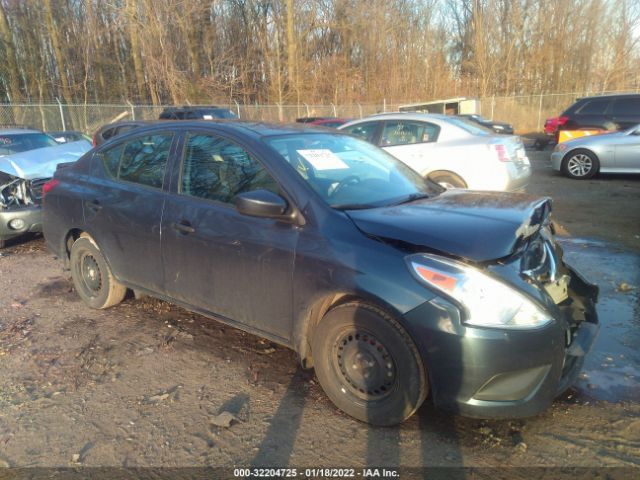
[297, 149, 348, 170]
[203, 115, 214, 120]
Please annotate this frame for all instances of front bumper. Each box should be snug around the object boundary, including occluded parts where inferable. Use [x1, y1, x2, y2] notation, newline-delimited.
[404, 264, 598, 419]
[0, 205, 43, 243]
[550, 151, 565, 171]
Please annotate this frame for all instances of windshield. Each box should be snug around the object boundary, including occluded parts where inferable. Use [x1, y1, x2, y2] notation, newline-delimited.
[265, 133, 442, 209]
[446, 117, 493, 135]
[0, 133, 59, 155]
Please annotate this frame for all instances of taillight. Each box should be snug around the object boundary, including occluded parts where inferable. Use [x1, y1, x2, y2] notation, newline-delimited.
[558, 116, 569, 126]
[92, 135, 97, 147]
[491, 144, 510, 162]
[42, 179, 60, 199]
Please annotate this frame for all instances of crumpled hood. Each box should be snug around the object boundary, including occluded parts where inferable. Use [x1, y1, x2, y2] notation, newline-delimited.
[346, 190, 552, 262]
[0, 140, 91, 180]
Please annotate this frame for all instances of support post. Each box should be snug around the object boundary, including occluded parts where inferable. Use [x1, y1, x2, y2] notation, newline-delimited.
[56, 97, 66, 131]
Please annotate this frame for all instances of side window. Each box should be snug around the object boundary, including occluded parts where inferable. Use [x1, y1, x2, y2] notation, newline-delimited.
[381, 121, 439, 146]
[342, 122, 378, 142]
[118, 134, 173, 188]
[576, 99, 610, 115]
[611, 98, 640, 116]
[180, 133, 280, 205]
[101, 127, 116, 140]
[100, 143, 124, 178]
[116, 125, 135, 136]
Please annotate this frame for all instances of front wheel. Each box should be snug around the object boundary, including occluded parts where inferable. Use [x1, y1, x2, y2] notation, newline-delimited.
[562, 149, 599, 179]
[311, 302, 428, 426]
[69, 236, 127, 309]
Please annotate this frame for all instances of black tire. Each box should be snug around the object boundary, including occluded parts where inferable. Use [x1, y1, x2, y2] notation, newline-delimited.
[561, 149, 599, 179]
[311, 302, 428, 426]
[427, 171, 467, 189]
[0, 238, 5, 249]
[69, 236, 127, 309]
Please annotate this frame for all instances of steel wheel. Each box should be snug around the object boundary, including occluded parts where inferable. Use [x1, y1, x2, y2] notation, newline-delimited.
[79, 253, 103, 296]
[333, 329, 397, 401]
[70, 236, 127, 309]
[562, 149, 599, 179]
[312, 302, 428, 426]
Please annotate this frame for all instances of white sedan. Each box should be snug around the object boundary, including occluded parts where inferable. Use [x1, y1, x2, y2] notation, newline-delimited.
[339, 113, 530, 191]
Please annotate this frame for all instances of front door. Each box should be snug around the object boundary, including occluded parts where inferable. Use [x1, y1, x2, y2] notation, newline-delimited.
[161, 131, 298, 341]
[614, 129, 640, 171]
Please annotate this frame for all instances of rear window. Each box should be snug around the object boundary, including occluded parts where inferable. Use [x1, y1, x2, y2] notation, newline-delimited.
[611, 97, 640, 116]
[576, 98, 611, 115]
[444, 117, 492, 135]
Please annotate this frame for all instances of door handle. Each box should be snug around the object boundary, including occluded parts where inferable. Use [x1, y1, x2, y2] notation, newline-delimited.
[86, 199, 102, 212]
[170, 221, 195, 234]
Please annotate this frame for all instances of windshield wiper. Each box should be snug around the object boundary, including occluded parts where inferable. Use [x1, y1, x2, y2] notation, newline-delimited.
[389, 193, 431, 206]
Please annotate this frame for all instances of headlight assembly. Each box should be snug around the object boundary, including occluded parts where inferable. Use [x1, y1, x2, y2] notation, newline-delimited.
[407, 254, 552, 329]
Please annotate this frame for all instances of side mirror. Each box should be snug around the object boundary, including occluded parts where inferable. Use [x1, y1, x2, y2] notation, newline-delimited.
[235, 190, 287, 218]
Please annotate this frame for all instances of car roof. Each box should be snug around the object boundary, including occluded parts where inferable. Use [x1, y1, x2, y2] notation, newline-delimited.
[98, 120, 345, 141]
[340, 112, 457, 126]
[577, 93, 640, 101]
[0, 128, 44, 135]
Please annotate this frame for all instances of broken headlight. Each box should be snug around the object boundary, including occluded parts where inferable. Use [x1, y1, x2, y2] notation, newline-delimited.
[407, 253, 553, 330]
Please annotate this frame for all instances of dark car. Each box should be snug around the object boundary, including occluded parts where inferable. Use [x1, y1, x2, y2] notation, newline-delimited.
[159, 106, 238, 120]
[546, 93, 640, 138]
[296, 117, 348, 127]
[43, 121, 598, 426]
[308, 118, 349, 128]
[92, 120, 153, 147]
[459, 114, 514, 135]
[48, 131, 91, 144]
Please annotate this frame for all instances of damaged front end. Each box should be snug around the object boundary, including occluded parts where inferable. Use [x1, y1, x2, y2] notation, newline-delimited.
[0, 172, 50, 247]
[0, 172, 47, 209]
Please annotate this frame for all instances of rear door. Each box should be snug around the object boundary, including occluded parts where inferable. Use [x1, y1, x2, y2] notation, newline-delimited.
[160, 129, 298, 341]
[85, 131, 176, 291]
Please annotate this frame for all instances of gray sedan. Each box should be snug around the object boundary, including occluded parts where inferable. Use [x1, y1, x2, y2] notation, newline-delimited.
[551, 125, 640, 179]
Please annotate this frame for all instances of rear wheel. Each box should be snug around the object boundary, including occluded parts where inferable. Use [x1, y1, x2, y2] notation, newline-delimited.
[427, 171, 467, 189]
[562, 149, 599, 179]
[69, 236, 127, 309]
[311, 302, 428, 426]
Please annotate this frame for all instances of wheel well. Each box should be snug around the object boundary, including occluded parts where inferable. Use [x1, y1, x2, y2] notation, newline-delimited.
[64, 229, 84, 258]
[426, 170, 467, 188]
[296, 293, 402, 369]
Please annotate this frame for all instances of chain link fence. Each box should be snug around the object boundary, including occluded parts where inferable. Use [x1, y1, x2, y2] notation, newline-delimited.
[1, 90, 637, 135]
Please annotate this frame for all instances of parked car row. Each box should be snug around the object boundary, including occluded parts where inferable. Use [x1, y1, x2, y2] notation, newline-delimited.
[544, 93, 640, 179]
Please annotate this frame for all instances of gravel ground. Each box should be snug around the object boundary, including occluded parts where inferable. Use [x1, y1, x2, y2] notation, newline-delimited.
[0, 152, 638, 476]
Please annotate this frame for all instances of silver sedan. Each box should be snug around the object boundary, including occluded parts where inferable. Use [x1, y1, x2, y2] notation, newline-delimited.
[339, 113, 531, 191]
[551, 125, 640, 179]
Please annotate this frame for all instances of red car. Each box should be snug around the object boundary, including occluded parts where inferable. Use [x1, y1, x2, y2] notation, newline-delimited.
[296, 117, 349, 128]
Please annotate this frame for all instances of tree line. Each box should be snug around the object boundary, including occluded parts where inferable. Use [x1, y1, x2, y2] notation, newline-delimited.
[0, 0, 638, 106]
